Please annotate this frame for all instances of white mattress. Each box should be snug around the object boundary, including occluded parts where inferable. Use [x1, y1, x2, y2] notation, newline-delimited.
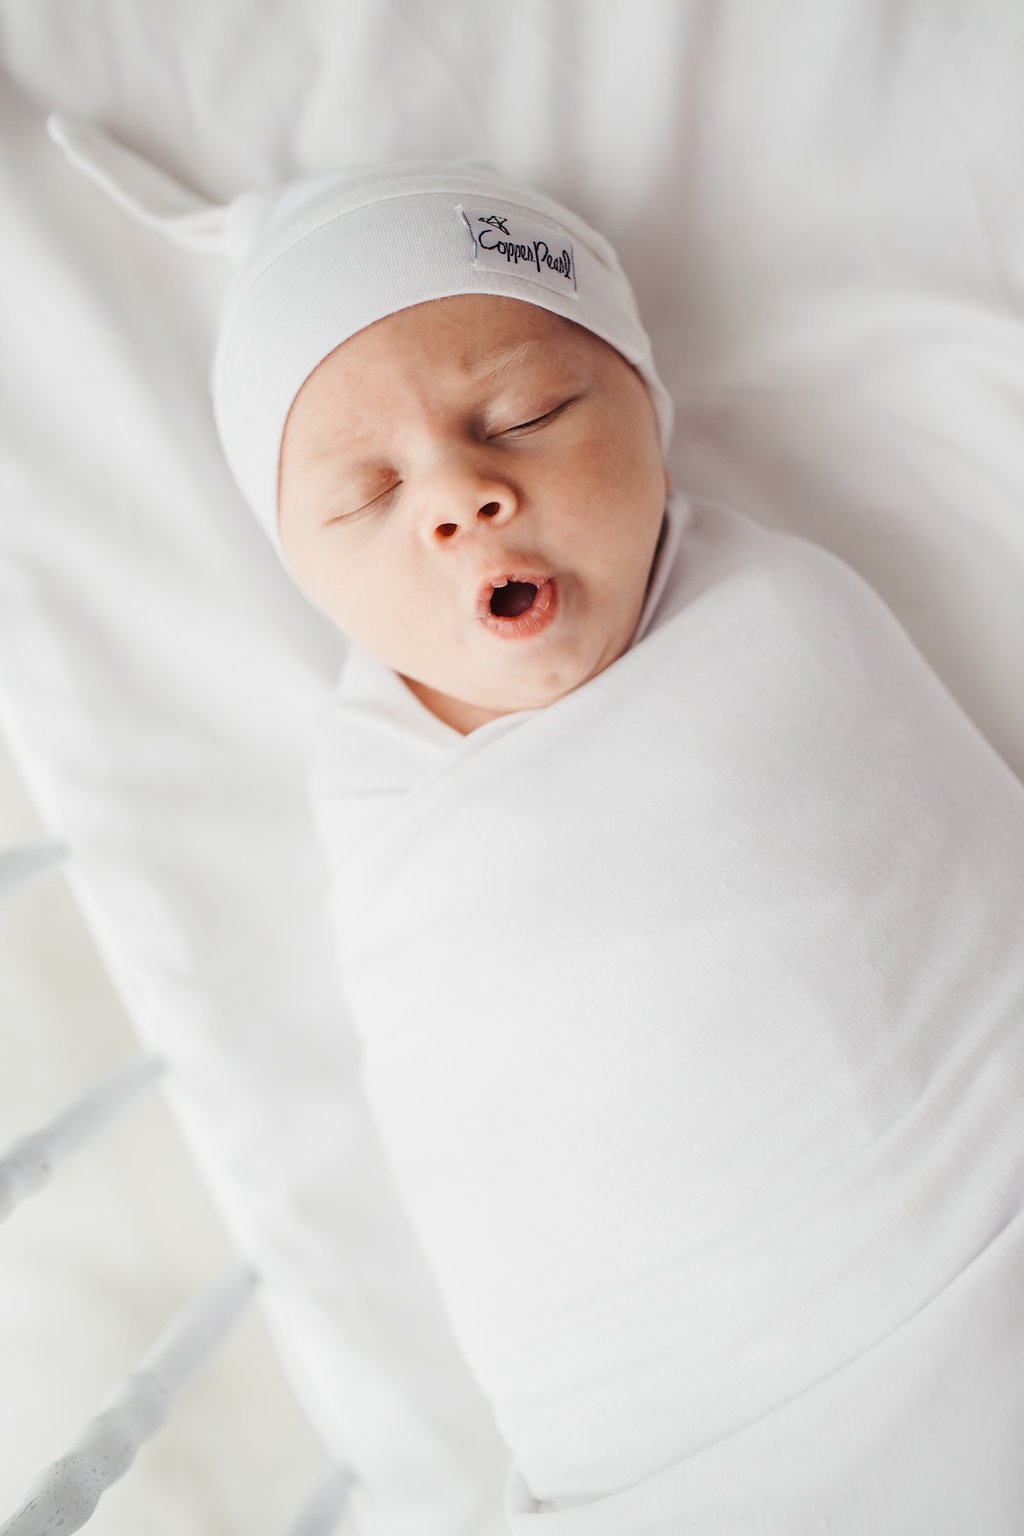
[2, 2, 1023, 1531]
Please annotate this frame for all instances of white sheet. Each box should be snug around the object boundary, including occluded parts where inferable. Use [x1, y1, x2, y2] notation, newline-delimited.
[312, 489, 1024, 1529]
[2, 3, 1023, 1531]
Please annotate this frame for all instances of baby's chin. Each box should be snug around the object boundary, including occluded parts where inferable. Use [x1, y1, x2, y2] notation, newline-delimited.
[400, 673, 554, 735]
[402, 634, 635, 736]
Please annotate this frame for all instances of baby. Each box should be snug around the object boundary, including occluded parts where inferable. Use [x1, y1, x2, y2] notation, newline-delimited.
[205, 158, 1024, 1532]
[47, 119, 1024, 1532]
[202, 156, 680, 751]
[202, 158, 1024, 1535]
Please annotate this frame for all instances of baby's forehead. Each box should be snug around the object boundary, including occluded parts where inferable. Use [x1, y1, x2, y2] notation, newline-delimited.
[370, 293, 590, 357]
[305, 296, 601, 407]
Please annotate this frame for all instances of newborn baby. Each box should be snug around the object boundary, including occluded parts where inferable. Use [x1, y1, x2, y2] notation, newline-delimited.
[206, 158, 1024, 1533]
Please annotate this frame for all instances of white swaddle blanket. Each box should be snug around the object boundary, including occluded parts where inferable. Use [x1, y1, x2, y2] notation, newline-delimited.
[310, 491, 1024, 1533]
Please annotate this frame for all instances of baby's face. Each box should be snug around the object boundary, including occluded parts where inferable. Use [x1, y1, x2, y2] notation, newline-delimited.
[278, 294, 669, 734]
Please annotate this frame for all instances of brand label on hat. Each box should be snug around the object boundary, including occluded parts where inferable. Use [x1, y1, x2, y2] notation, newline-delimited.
[457, 205, 577, 295]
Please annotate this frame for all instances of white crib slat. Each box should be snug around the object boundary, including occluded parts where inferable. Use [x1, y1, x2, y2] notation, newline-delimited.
[0, 1054, 165, 1223]
[0, 841, 68, 904]
[283, 1467, 353, 1536]
[0, 1267, 257, 1536]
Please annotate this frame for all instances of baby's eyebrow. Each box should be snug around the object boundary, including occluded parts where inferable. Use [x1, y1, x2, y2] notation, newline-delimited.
[467, 339, 549, 387]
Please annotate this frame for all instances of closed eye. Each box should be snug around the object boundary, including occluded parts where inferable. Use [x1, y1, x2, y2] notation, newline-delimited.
[360, 483, 401, 512]
[500, 400, 573, 436]
[326, 482, 400, 523]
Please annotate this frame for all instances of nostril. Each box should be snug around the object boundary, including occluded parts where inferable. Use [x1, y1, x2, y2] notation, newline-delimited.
[437, 524, 458, 538]
[479, 502, 500, 518]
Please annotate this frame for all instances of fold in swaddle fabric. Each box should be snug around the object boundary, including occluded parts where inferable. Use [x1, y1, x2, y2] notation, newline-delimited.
[310, 490, 1024, 1533]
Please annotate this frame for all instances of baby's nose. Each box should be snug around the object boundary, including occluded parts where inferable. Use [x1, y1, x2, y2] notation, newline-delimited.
[435, 498, 503, 538]
[419, 455, 518, 537]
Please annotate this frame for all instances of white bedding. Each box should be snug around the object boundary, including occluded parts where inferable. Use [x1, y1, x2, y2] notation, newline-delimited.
[312, 489, 1024, 1529]
[2, 3, 1023, 1532]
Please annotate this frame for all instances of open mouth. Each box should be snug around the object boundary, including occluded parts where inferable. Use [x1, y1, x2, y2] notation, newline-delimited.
[479, 574, 559, 641]
[489, 579, 539, 618]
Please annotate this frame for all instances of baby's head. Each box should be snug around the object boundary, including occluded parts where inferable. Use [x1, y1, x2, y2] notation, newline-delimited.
[212, 159, 674, 733]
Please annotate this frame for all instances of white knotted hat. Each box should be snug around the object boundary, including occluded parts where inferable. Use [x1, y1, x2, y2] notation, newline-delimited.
[47, 114, 675, 565]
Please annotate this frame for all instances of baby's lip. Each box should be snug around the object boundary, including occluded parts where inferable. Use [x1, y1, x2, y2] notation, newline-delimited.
[474, 568, 554, 619]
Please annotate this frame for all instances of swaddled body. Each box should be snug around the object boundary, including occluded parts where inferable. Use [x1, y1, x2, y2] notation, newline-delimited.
[311, 491, 1024, 1532]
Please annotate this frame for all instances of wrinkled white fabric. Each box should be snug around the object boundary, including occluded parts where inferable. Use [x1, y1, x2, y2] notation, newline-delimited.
[310, 492, 1024, 1532]
[313, 496, 682, 850]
